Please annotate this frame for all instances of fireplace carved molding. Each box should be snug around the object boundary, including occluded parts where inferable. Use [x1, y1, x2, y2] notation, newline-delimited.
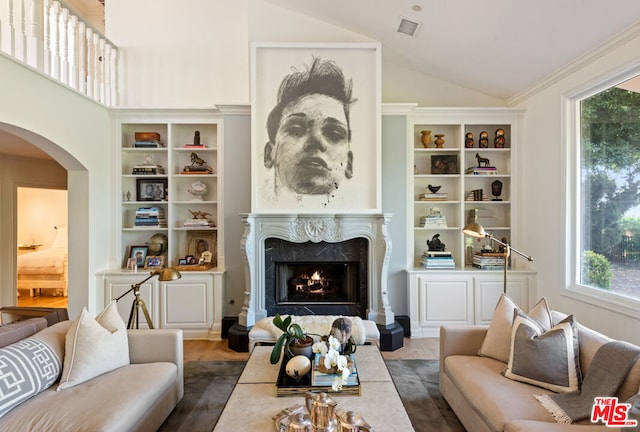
[240, 213, 394, 327]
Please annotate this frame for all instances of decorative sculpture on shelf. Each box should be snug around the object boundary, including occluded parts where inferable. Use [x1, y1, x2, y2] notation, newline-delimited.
[479, 131, 489, 148]
[465, 132, 474, 148]
[188, 209, 212, 219]
[492, 180, 503, 201]
[187, 180, 208, 201]
[475, 153, 491, 167]
[494, 128, 505, 148]
[427, 184, 441, 194]
[427, 234, 446, 251]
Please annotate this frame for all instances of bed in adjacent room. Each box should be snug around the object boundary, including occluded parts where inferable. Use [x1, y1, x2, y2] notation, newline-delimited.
[17, 227, 68, 297]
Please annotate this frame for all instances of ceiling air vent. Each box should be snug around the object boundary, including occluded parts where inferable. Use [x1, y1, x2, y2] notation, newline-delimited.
[396, 16, 421, 37]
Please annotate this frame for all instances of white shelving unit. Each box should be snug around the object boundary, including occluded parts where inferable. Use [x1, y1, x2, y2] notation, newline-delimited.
[406, 108, 536, 337]
[104, 109, 225, 340]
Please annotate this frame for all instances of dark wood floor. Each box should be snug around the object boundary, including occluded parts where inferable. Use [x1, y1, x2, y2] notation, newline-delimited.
[13, 294, 439, 362]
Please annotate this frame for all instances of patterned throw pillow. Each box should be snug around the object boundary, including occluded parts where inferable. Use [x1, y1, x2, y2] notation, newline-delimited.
[504, 311, 581, 393]
[0, 338, 61, 417]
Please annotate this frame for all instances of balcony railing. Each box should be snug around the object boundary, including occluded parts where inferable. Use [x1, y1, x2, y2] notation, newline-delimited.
[0, 0, 117, 106]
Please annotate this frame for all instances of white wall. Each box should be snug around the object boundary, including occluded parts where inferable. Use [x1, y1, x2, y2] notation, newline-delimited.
[0, 54, 111, 318]
[17, 188, 68, 247]
[106, 0, 250, 107]
[517, 33, 640, 344]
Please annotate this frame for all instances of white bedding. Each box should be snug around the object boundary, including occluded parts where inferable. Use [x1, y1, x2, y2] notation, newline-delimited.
[17, 247, 67, 275]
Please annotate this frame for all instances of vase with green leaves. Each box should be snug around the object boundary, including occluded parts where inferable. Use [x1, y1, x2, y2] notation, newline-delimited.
[269, 314, 314, 364]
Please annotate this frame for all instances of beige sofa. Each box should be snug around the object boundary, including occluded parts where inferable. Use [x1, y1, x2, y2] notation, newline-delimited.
[0, 318, 183, 431]
[440, 312, 640, 432]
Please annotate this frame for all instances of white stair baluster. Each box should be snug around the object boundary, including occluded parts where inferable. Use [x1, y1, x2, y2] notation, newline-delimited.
[67, 13, 76, 89]
[85, 26, 93, 97]
[77, 20, 85, 94]
[26, 0, 43, 69]
[58, 5, 67, 85]
[48, 0, 59, 79]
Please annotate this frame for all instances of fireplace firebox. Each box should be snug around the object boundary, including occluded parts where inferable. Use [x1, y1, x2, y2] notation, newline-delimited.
[276, 261, 358, 304]
[265, 238, 368, 317]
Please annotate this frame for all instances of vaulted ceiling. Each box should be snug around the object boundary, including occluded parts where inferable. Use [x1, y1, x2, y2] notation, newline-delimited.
[4, 1, 640, 158]
[264, 0, 640, 101]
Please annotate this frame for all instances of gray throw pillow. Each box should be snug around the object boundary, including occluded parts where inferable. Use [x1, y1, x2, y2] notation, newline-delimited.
[503, 311, 581, 393]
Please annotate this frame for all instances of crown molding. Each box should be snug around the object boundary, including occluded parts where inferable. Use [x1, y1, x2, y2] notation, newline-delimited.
[508, 22, 640, 106]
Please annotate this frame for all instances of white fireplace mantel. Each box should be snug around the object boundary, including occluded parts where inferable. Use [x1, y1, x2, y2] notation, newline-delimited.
[239, 213, 395, 327]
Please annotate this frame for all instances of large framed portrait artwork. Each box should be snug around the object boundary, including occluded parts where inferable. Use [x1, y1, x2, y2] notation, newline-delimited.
[251, 43, 381, 213]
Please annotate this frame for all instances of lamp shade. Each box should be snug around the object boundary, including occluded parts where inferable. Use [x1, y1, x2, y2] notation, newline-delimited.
[462, 222, 488, 238]
[156, 267, 182, 282]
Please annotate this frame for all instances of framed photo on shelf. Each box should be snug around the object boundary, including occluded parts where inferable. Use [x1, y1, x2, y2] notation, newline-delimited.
[186, 230, 217, 265]
[251, 42, 381, 213]
[128, 245, 149, 268]
[144, 255, 164, 270]
[136, 178, 168, 201]
[431, 155, 458, 174]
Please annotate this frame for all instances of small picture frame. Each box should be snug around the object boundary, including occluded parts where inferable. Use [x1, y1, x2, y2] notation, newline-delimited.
[136, 178, 168, 201]
[431, 155, 458, 174]
[128, 245, 149, 268]
[178, 258, 188, 266]
[126, 258, 138, 271]
[144, 255, 164, 269]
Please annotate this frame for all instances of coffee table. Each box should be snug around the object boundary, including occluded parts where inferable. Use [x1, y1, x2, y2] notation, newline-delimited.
[213, 345, 414, 431]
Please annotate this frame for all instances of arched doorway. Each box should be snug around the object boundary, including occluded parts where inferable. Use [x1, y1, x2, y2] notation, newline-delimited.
[0, 124, 89, 314]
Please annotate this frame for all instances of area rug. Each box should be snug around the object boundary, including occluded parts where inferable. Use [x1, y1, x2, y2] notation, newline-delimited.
[157, 361, 245, 432]
[386, 359, 466, 432]
[158, 359, 466, 432]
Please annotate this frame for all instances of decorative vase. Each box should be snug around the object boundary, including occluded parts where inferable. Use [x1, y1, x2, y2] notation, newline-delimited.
[420, 130, 432, 148]
[289, 336, 314, 358]
[434, 134, 445, 148]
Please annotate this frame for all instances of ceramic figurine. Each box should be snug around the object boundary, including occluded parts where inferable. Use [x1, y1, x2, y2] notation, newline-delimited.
[465, 132, 474, 148]
[479, 131, 489, 148]
[494, 128, 505, 148]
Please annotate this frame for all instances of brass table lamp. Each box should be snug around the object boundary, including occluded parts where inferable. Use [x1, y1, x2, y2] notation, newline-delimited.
[462, 223, 533, 294]
[114, 267, 182, 329]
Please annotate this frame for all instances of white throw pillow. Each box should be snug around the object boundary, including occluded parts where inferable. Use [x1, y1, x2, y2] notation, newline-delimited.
[478, 294, 552, 363]
[57, 300, 129, 390]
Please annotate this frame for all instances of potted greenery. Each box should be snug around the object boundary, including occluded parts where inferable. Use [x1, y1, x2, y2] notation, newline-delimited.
[269, 314, 314, 364]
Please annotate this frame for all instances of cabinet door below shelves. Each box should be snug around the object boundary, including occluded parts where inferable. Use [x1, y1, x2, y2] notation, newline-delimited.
[159, 275, 213, 329]
[104, 276, 158, 329]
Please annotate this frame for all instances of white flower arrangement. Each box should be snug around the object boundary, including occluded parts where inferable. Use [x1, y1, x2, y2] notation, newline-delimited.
[312, 335, 352, 391]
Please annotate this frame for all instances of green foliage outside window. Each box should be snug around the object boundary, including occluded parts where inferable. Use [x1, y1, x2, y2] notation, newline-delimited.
[581, 250, 612, 290]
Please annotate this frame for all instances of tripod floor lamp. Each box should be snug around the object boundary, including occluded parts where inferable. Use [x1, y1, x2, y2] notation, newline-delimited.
[114, 267, 182, 329]
[462, 222, 533, 294]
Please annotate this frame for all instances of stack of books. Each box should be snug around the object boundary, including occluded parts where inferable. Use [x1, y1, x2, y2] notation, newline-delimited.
[135, 207, 167, 227]
[419, 208, 447, 228]
[465, 189, 489, 201]
[418, 192, 448, 201]
[472, 252, 506, 270]
[473, 166, 498, 175]
[311, 354, 359, 388]
[132, 132, 163, 148]
[183, 144, 206, 149]
[183, 218, 216, 228]
[132, 164, 165, 175]
[420, 251, 456, 269]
